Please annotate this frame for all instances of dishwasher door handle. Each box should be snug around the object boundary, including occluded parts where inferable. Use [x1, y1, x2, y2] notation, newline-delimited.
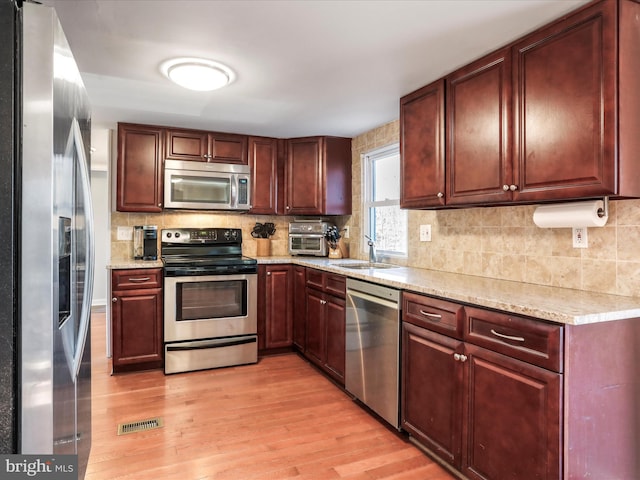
[347, 289, 399, 310]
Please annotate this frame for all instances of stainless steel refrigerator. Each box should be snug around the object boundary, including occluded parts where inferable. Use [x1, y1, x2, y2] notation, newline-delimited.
[0, 1, 94, 478]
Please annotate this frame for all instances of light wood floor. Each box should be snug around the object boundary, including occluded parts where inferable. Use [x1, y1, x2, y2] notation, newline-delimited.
[87, 312, 455, 480]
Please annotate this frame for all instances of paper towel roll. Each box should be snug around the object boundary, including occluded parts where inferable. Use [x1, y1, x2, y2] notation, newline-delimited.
[533, 200, 608, 228]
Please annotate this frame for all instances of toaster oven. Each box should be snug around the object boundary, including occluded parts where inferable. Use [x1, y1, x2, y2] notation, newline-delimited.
[288, 221, 332, 256]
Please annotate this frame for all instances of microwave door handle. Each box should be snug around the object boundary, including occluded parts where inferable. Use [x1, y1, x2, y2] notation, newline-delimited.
[230, 174, 238, 208]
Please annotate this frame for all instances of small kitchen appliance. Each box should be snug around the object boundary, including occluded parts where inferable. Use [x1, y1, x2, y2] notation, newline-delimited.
[288, 220, 333, 256]
[164, 159, 251, 211]
[161, 228, 258, 374]
[133, 225, 158, 260]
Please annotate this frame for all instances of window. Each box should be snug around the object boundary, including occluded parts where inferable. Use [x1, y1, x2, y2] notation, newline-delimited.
[363, 143, 407, 257]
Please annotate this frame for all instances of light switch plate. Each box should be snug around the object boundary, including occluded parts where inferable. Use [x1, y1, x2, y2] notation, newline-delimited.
[117, 226, 133, 241]
[419, 224, 432, 242]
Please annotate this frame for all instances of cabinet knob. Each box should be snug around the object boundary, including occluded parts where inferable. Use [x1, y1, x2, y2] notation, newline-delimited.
[509, 184, 518, 191]
[267, 272, 271, 276]
[437, 192, 444, 198]
[453, 353, 467, 362]
[502, 185, 510, 191]
[286, 206, 291, 210]
[158, 203, 162, 207]
[112, 297, 117, 303]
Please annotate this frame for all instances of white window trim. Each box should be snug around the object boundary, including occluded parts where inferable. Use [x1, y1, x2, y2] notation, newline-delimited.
[362, 142, 406, 258]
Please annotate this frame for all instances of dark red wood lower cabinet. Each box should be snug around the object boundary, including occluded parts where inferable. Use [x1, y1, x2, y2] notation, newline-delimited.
[111, 288, 163, 372]
[462, 344, 561, 480]
[402, 322, 463, 468]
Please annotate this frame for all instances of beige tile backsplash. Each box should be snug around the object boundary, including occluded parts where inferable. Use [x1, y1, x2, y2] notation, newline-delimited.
[110, 118, 640, 298]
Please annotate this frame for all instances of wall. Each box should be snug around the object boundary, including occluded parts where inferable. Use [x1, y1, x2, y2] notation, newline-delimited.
[90, 169, 109, 306]
[110, 211, 350, 261]
[347, 120, 640, 298]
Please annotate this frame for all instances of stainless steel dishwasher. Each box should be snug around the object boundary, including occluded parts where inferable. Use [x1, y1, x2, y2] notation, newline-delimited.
[345, 278, 401, 429]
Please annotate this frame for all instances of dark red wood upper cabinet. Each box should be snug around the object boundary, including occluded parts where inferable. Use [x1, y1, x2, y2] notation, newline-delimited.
[116, 123, 164, 212]
[165, 128, 208, 162]
[400, 79, 445, 209]
[400, 0, 640, 208]
[285, 136, 351, 215]
[512, 0, 618, 201]
[446, 48, 512, 206]
[249, 136, 280, 215]
[165, 127, 248, 164]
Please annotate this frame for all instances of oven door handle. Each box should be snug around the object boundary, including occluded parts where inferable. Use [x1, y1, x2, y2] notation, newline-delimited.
[166, 336, 257, 351]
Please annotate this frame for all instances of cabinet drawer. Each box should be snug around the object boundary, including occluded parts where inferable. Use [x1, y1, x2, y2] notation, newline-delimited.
[402, 292, 464, 339]
[325, 273, 345, 298]
[464, 306, 563, 372]
[306, 268, 324, 290]
[112, 268, 162, 290]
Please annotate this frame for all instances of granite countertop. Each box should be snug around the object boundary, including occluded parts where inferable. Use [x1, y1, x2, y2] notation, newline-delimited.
[258, 256, 640, 326]
[107, 260, 164, 269]
[108, 256, 640, 326]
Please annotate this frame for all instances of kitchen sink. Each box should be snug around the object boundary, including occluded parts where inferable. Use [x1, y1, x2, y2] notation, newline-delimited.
[338, 262, 399, 270]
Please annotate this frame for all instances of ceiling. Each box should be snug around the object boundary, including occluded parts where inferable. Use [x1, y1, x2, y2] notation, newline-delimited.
[42, 0, 588, 139]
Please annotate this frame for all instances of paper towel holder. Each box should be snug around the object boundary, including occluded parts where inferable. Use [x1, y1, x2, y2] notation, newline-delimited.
[532, 196, 610, 229]
[598, 196, 609, 219]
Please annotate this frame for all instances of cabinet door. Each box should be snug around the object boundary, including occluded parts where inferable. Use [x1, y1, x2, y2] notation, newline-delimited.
[446, 49, 512, 206]
[264, 265, 293, 349]
[292, 266, 307, 351]
[112, 288, 163, 371]
[462, 344, 561, 480]
[165, 128, 209, 162]
[286, 137, 323, 215]
[400, 79, 446, 208]
[402, 322, 464, 468]
[116, 124, 163, 212]
[324, 294, 345, 383]
[210, 132, 248, 164]
[512, 1, 616, 201]
[249, 136, 280, 214]
[305, 287, 325, 367]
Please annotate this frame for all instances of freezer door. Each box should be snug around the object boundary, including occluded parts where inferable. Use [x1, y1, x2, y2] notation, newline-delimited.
[21, 5, 93, 474]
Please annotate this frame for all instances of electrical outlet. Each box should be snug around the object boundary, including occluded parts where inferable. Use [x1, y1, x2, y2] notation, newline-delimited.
[419, 224, 432, 242]
[572, 227, 588, 248]
[343, 226, 350, 239]
[117, 226, 133, 241]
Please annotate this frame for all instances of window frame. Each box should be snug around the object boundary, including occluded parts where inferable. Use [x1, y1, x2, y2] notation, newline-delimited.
[362, 143, 407, 258]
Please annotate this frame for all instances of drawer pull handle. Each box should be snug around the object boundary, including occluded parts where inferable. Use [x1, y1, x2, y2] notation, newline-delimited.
[491, 329, 525, 342]
[128, 277, 151, 282]
[419, 310, 442, 321]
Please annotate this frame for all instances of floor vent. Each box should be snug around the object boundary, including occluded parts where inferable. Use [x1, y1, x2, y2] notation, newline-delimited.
[117, 417, 163, 436]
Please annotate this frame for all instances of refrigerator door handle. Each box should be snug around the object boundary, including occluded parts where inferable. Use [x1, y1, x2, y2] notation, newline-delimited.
[71, 117, 94, 380]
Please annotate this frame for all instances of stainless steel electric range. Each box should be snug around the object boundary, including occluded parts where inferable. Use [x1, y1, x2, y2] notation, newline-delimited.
[161, 228, 258, 374]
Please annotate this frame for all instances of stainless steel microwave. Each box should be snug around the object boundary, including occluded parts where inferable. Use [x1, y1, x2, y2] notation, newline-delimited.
[164, 159, 251, 211]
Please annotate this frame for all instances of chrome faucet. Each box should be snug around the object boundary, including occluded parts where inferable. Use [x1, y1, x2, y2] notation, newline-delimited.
[365, 235, 377, 263]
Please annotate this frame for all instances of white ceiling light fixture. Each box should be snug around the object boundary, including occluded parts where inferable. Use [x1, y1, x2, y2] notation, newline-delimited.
[160, 57, 235, 91]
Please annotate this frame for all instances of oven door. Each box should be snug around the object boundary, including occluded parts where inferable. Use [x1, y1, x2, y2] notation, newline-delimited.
[165, 168, 234, 210]
[288, 234, 328, 256]
[164, 273, 257, 342]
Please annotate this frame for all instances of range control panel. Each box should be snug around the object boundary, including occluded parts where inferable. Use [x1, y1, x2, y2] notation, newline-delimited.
[161, 228, 241, 244]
